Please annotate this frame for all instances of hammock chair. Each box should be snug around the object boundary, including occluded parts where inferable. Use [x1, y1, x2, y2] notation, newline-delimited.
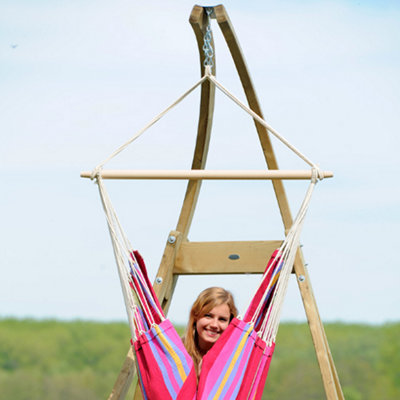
[81, 5, 345, 399]
[83, 58, 328, 399]
[95, 180, 316, 400]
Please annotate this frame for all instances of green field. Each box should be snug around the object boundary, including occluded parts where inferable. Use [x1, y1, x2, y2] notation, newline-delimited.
[0, 319, 399, 399]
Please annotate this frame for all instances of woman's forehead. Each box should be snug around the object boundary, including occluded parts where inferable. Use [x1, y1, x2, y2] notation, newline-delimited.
[201, 302, 230, 316]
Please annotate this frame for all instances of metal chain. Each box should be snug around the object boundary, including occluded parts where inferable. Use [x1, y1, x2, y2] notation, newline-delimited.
[203, 7, 214, 71]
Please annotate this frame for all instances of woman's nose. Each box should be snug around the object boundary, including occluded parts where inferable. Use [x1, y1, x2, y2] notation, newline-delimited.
[209, 318, 218, 328]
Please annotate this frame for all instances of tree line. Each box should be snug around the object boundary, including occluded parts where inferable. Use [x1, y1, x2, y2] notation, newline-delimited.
[0, 319, 398, 399]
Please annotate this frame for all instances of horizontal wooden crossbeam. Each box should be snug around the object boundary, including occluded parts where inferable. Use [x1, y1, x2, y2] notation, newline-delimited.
[81, 169, 333, 180]
[173, 240, 283, 274]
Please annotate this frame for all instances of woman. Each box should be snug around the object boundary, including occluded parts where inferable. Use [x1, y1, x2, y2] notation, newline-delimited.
[183, 287, 238, 376]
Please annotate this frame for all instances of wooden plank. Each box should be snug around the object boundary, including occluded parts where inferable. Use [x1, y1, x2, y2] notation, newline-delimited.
[174, 240, 282, 274]
[81, 169, 333, 180]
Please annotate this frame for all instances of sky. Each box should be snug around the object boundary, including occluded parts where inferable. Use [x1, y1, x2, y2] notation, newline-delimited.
[1, 0, 399, 327]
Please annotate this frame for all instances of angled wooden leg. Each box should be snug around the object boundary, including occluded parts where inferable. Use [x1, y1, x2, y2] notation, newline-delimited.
[294, 253, 344, 400]
[213, 5, 343, 398]
[107, 347, 136, 400]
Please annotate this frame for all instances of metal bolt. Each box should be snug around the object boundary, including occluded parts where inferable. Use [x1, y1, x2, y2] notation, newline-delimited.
[155, 277, 163, 284]
[168, 235, 176, 244]
[298, 275, 306, 282]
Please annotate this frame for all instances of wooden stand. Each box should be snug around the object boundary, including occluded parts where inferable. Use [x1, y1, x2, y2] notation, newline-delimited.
[106, 5, 344, 400]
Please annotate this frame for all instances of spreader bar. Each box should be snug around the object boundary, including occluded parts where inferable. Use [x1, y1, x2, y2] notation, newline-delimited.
[81, 169, 333, 180]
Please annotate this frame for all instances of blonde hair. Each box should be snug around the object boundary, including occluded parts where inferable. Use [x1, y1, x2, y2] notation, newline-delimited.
[183, 287, 238, 372]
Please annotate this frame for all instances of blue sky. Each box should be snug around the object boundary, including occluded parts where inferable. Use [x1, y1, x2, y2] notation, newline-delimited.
[1, 0, 399, 326]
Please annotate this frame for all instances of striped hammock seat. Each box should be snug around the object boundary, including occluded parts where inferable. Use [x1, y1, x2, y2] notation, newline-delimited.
[130, 247, 281, 400]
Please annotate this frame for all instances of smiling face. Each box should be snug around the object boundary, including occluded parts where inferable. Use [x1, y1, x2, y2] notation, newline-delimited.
[195, 303, 231, 354]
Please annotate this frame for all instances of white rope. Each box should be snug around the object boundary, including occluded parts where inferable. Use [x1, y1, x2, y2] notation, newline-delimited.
[91, 74, 208, 176]
[205, 71, 323, 175]
[96, 177, 165, 341]
[242, 167, 318, 337]
[252, 171, 318, 346]
[97, 177, 138, 340]
[90, 66, 323, 181]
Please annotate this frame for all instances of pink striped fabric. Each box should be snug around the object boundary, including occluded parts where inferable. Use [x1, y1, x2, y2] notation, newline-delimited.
[135, 320, 197, 400]
[130, 250, 281, 399]
[197, 319, 275, 400]
[129, 252, 197, 399]
[243, 249, 282, 330]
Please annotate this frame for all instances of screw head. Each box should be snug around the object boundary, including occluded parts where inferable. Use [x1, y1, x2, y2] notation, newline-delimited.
[168, 235, 176, 244]
[155, 277, 163, 284]
[298, 275, 306, 282]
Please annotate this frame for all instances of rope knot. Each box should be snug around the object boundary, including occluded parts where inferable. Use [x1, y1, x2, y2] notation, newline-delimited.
[311, 166, 324, 183]
[204, 65, 213, 76]
[90, 166, 102, 181]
